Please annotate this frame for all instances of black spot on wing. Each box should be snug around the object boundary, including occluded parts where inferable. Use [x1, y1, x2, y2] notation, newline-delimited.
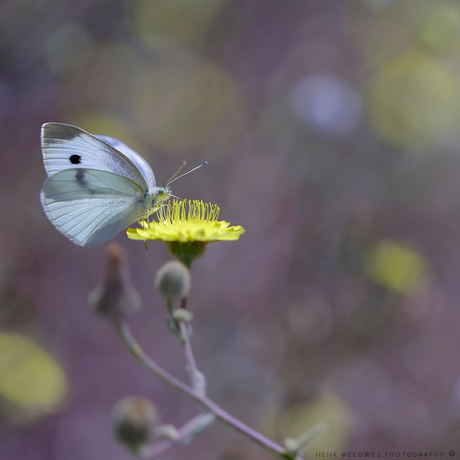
[70, 154, 81, 164]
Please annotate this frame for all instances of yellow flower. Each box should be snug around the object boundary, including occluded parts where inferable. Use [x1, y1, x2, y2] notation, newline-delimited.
[127, 200, 245, 267]
[128, 199, 244, 242]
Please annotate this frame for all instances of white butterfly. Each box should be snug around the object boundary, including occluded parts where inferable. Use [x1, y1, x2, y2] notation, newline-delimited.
[40, 123, 197, 247]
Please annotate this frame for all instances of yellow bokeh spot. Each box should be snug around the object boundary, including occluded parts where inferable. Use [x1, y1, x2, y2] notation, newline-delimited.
[364, 240, 431, 295]
[135, 0, 226, 46]
[368, 50, 460, 147]
[416, 3, 460, 51]
[71, 111, 145, 159]
[0, 332, 67, 411]
[83, 42, 146, 115]
[348, 0, 460, 62]
[267, 393, 353, 456]
[347, 0, 415, 64]
[132, 60, 243, 156]
[44, 23, 93, 74]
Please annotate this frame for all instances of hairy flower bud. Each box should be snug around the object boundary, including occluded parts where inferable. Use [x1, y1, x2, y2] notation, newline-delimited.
[89, 244, 141, 319]
[168, 241, 207, 268]
[112, 396, 159, 453]
[154, 261, 191, 301]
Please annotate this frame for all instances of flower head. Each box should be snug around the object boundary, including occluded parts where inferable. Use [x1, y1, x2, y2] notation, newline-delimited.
[128, 199, 245, 243]
[127, 200, 245, 267]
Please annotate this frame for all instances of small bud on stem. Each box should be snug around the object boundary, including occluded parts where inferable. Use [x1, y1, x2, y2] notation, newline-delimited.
[89, 244, 141, 320]
[112, 396, 159, 454]
[155, 261, 191, 301]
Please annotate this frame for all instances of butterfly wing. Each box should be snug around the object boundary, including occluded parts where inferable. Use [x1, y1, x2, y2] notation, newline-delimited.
[41, 169, 148, 247]
[41, 123, 149, 191]
[95, 134, 156, 190]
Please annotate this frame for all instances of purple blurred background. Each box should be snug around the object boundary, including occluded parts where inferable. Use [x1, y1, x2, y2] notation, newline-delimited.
[2, 0, 460, 458]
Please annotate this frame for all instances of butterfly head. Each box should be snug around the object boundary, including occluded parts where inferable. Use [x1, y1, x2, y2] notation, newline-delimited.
[151, 186, 171, 207]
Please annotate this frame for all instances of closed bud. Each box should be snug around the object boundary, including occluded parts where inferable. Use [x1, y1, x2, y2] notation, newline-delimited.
[154, 261, 191, 301]
[172, 308, 193, 323]
[112, 396, 159, 454]
[89, 244, 141, 319]
[283, 437, 299, 453]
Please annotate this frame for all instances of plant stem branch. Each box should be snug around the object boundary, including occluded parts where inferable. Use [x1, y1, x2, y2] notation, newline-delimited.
[140, 438, 174, 458]
[114, 320, 299, 460]
[140, 413, 215, 458]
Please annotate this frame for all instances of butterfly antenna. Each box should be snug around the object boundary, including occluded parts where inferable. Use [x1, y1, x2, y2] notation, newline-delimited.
[166, 161, 186, 185]
[167, 161, 208, 185]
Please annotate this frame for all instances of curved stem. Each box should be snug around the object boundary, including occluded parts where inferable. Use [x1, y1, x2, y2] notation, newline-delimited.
[114, 320, 299, 460]
[140, 438, 173, 458]
[115, 321, 192, 397]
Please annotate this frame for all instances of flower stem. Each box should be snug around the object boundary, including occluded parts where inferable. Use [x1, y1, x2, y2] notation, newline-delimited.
[177, 297, 202, 393]
[114, 320, 300, 460]
[180, 321, 203, 394]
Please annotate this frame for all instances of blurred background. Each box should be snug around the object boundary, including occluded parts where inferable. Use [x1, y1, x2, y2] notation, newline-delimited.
[1, 0, 460, 458]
